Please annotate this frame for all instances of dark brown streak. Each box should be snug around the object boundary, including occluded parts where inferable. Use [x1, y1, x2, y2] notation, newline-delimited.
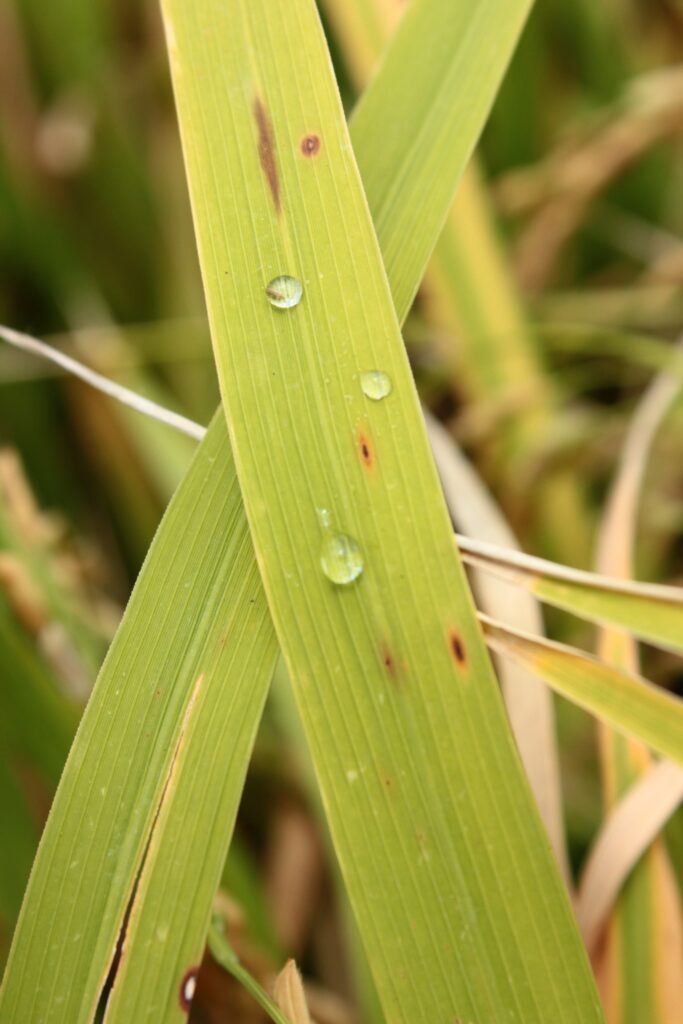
[382, 647, 396, 676]
[253, 97, 280, 214]
[357, 429, 375, 470]
[447, 628, 467, 668]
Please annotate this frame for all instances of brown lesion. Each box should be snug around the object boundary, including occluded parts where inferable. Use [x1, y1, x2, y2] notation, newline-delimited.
[447, 627, 467, 668]
[300, 133, 321, 157]
[382, 645, 396, 676]
[380, 643, 410, 688]
[253, 97, 280, 214]
[356, 428, 375, 471]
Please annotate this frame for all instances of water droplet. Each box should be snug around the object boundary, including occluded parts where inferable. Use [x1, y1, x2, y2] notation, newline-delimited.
[320, 533, 363, 585]
[179, 969, 198, 1012]
[265, 275, 302, 309]
[360, 370, 392, 401]
[316, 507, 331, 528]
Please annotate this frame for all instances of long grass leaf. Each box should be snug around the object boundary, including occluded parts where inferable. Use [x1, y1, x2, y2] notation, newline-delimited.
[576, 760, 683, 952]
[593, 342, 683, 1021]
[161, 2, 602, 1023]
[0, 414, 277, 1023]
[482, 616, 683, 766]
[322, 0, 592, 567]
[460, 539, 683, 655]
[323, 0, 568, 891]
[349, 0, 533, 319]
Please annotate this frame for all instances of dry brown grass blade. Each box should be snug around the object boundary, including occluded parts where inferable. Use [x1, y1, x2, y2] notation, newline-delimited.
[576, 759, 683, 953]
[274, 960, 314, 1024]
[497, 67, 683, 292]
[597, 339, 683, 581]
[592, 337, 683, 1019]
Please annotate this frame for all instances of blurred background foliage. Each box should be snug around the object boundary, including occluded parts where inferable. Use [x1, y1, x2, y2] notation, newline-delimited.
[1, 0, 682, 1017]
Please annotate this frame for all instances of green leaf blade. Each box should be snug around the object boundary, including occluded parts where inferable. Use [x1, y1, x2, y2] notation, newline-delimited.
[162, 1, 603, 1021]
[351, 0, 534, 321]
[0, 415, 276, 1024]
[484, 619, 683, 768]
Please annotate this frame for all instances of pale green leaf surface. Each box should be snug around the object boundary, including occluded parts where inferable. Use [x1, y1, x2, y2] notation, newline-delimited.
[482, 617, 683, 767]
[162, 2, 602, 1023]
[350, 0, 533, 321]
[323, 0, 591, 571]
[103, 541, 274, 1022]
[0, 415, 277, 1023]
[461, 544, 683, 655]
[323, 0, 568, 886]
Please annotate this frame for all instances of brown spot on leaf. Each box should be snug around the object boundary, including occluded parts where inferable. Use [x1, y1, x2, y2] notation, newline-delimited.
[357, 429, 375, 470]
[383, 775, 395, 791]
[253, 97, 280, 214]
[179, 967, 198, 1012]
[447, 628, 467, 667]
[300, 133, 320, 157]
[382, 646, 396, 675]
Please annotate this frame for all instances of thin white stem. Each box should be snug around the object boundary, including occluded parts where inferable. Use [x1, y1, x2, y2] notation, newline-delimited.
[0, 324, 207, 442]
[456, 533, 683, 602]
[4, 322, 682, 606]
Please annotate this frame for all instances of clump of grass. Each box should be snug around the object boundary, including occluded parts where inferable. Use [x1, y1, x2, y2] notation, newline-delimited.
[0, 1, 682, 1021]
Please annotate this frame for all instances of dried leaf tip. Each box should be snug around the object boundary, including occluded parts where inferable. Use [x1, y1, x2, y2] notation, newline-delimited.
[273, 959, 313, 1024]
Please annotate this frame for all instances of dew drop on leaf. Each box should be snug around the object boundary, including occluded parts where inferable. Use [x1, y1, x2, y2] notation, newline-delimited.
[320, 533, 363, 585]
[179, 969, 198, 1012]
[265, 275, 303, 309]
[360, 370, 392, 401]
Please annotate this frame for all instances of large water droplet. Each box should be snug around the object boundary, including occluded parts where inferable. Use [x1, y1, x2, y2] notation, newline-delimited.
[320, 533, 363, 585]
[360, 370, 392, 401]
[265, 275, 303, 309]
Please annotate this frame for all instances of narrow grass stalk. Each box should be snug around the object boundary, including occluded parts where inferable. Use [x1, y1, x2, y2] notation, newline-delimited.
[593, 342, 683, 1021]
[482, 617, 683, 767]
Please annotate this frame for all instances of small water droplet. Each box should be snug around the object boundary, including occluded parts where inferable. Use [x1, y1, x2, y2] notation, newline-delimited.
[265, 275, 302, 309]
[320, 533, 363, 585]
[316, 507, 331, 528]
[360, 370, 392, 401]
[179, 969, 198, 1012]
